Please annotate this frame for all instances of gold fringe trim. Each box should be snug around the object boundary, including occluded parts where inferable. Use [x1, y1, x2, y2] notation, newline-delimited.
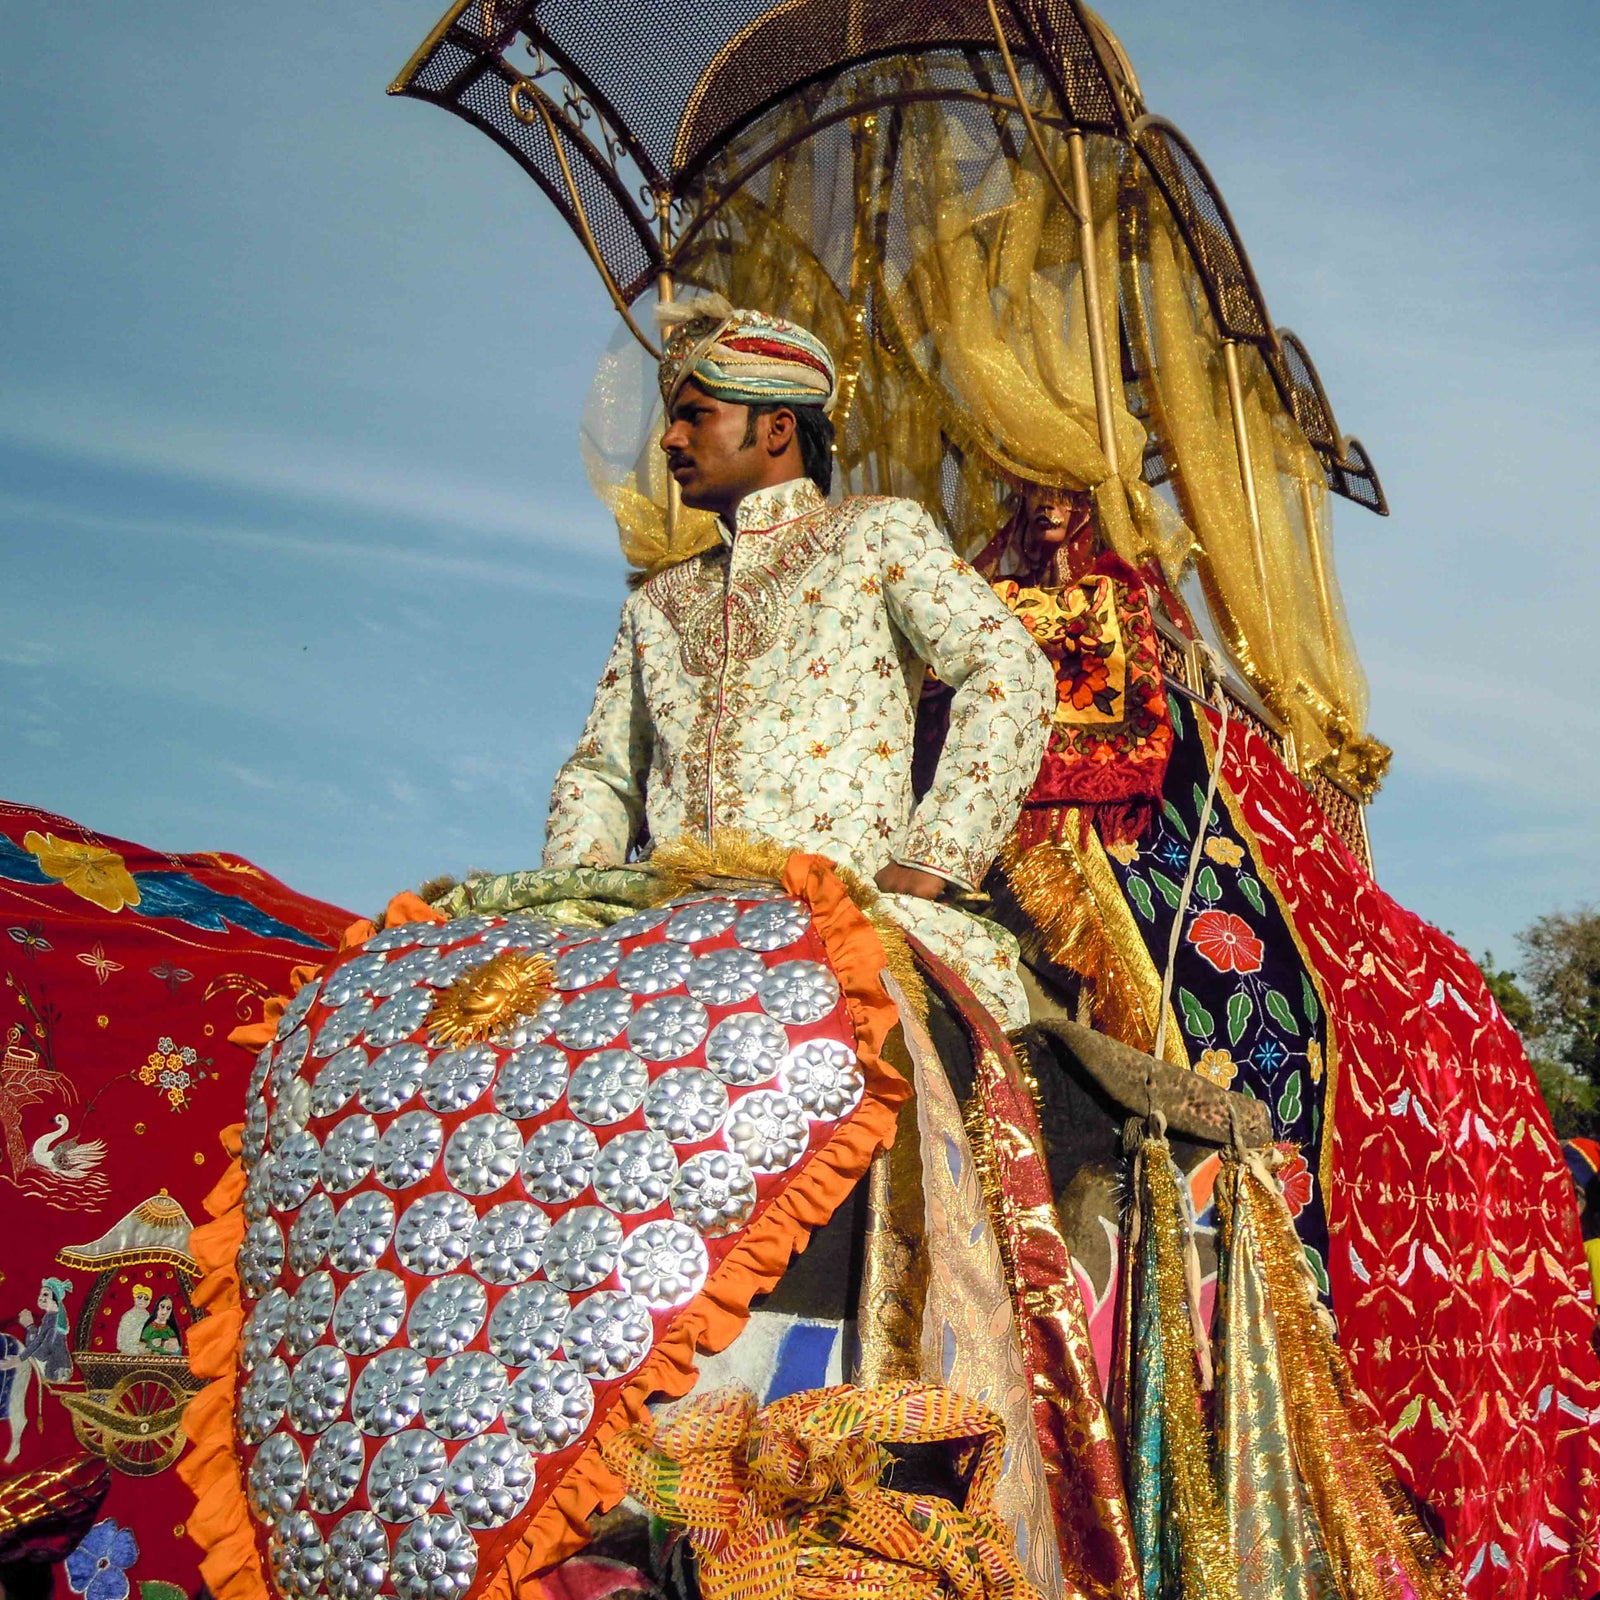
[1240, 1160, 1463, 1600]
[644, 831, 926, 1022]
[1000, 821, 1188, 1068]
[1142, 1140, 1240, 1600]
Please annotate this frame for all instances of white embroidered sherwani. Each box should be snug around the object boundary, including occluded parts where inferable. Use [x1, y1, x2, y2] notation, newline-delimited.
[543, 478, 1053, 1026]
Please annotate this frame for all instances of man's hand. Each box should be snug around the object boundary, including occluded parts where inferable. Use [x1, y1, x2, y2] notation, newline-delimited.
[874, 863, 947, 900]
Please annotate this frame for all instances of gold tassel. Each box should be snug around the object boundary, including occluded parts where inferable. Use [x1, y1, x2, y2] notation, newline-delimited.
[1000, 825, 1187, 1068]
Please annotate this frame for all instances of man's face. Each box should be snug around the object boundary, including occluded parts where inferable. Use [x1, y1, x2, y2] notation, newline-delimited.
[660, 381, 773, 514]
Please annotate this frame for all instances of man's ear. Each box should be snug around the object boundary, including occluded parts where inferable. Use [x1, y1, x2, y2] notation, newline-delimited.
[762, 406, 798, 459]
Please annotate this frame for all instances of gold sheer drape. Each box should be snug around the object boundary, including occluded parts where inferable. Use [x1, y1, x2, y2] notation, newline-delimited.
[581, 54, 1377, 767]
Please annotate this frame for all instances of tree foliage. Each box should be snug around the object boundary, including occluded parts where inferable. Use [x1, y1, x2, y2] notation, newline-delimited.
[1480, 908, 1600, 1140]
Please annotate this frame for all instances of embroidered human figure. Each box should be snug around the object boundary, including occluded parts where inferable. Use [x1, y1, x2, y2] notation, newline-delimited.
[115, 1283, 152, 1354]
[0, 1276, 74, 1463]
[139, 1294, 182, 1357]
[544, 299, 1054, 1027]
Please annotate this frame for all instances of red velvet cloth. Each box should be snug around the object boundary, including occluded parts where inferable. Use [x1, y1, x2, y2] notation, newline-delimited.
[1205, 719, 1600, 1600]
[0, 801, 351, 1595]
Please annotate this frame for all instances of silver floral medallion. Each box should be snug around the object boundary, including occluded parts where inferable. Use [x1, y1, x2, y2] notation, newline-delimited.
[242, 1095, 269, 1167]
[567, 1049, 647, 1126]
[272, 1023, 311, 1089]
[443, 1112, 522, 1196]
[393, 1191, 476, 1276]
[287, 1342, 351, 1434]
[486, 1281, 569, 1367]
[366, 921, 429, 952]
[723, 1089, 810, 1173]
[314, 998, 374, 1057]
[268, 1509, 325, 1599]
[391, 1512, 478, 1600]
[240, 1217, 285, 1299]
[601, 908, 669, 941]
[287, 1193, 335, 1276]
[268, 1128, 322, 1211]
[757, 960, 840, 1025]
[279, 980, 322, 1038]
[488, 915, 564, 952]
[332, 1270, 407, 1356]
[374, 1110, 444, 1190]
[642, 1068, 728, 1144]
[244, 1152, 276, 1225]
[519, 1121, 598, 1205]
[671, 1149, 758, 1236]
[250, 1043, 274, 1101]
[780, 1038, 865, 1120]
[540, 1206, 622, 1292]
[285, 1272, 336, 1357]
[554, 989, 634, 1051]
[627, 995, 709, 1061]
[554, 938, 621, 991]
[309, 1046, 367, 1118]
[562, 1290, 653, 1379]
[321, 1113, 379, 1194]
[268, 1077, 311, 1146]
[445, 1433, 535, 1530]
[704, 1014, 789, 1087]
[617, 1219, 709, 1308]
[371, 948, 440, 999]
[493, 1045, 568, 1119]
[407, 1275, 488, 1359]
[420, 1044, 498, 1114]
[425, 947, 488, 990]
[504, 1359, 593, 1452]
[615, 943, 694, 996]
[423, 914, 495, 946]
[420, 1350, 507, 1439]
[351, 1347, 428, 1436]
[306, 1421, 366, 1515]
[328, 1191, 397, 1275]
[246, 1430, 305, 1520]
[497, 997, 562, 1048]
[325, 1511, 389, 1600]
[734, 899, 811, 952]
[238, 1356, 290, 1445]
[686, 948, 768, 1006]
[360, 1043, 429, 1113]
[664, 899, 739, 945]
[367, 1428, 447, 1522]
[469, 1202, 549, 1286]
[591, 1130, 677, 1215]
[364, 986, 434, 1049]
[322, 953, 389, 1008]
[241, 1287, 290, 1370]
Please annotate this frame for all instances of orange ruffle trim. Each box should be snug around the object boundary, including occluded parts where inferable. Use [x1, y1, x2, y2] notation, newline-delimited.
[178, 863, 904, 1600]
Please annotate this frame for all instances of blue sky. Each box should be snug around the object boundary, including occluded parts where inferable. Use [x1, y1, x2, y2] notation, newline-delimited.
[1, 1, 1594, 965]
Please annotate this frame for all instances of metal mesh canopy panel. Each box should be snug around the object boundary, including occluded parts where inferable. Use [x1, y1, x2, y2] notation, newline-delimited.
[1273, 330, 1389, 514]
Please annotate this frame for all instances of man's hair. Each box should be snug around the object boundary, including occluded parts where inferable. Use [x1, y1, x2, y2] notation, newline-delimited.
[741, 402, 835, 495]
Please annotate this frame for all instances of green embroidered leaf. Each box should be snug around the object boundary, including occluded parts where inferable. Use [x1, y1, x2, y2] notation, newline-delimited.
[1277, 1071, 1302, 1123]
[1238, 1080, 1258, 1100]
[1193, 783, 1210, 821]
[1303, 1245, 1330, 1296]
[1195, 865, 1222, 903]
[141, 1584, 186, 1600]
[1178, 987, 1215, 1038]
[1389, 1395, 1423, 1438]
[1162, 800, 1191, 840]
[1237, 875, 1266, 917]
[1126, 875, 1155, 921]
[1167, 691, 1184, 737]
[1264, 988, 1300, 1036]
[1149, 869, 1184, 909]
[1300, 971, 1321, 1026]
[1226, 990, 1254, 1046]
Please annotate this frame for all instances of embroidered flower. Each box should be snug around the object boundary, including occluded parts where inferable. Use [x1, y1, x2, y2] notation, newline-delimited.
[1104, 839, 1139, 866]
[66, 1520, 138, 1600]
[140, 1036, 200, 1111]
[1307, 1037, 1324, 1085]
[23, 832, 141, 914]
[1195, 1048, 1237, 1088]
[1203, 836, 1244, 868]
[1274, 1148, 1313, 1217]
[1252, 1037, 1287, 1074]
[1188, 910, 1264, 975]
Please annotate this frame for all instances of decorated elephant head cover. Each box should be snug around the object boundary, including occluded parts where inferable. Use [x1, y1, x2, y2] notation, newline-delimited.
[178, 855, 907, 1600]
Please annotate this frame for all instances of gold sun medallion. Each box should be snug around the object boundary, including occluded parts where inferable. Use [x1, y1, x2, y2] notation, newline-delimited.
[427, 949, 557, 1047]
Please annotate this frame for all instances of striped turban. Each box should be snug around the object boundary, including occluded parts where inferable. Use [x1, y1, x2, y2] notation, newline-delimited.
[657, 295, 836, 414]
